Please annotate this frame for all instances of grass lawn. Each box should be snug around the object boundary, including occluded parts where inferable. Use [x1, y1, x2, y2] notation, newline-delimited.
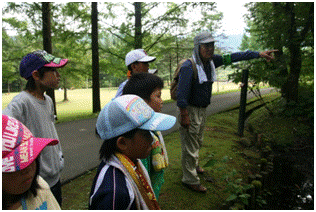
[154, 106, 265, 210]
[2, 82, 244, 123]
[61, 92, 282, 210]
[2, 88, 171, 122]
[2, 84, 280, 210]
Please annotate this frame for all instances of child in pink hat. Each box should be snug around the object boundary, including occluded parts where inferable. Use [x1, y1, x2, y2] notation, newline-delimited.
[2, 115, 61, 210]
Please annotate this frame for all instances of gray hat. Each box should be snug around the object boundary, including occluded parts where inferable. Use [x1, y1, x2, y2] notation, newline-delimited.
[194, 31, 215, 46]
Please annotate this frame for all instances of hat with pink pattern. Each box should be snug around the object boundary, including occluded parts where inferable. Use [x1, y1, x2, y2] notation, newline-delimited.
[2, 115, 59, 173]
[20, 50, 68, 80]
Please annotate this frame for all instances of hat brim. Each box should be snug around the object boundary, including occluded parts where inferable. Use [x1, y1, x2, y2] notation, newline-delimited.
[44, 59, 69, 68]
[138, 56, 156, 63]
[2, 137, 58, 173]
[139, 112, 176, 132]
[200, 38, 216, 43]
[148, 69, 158, 74]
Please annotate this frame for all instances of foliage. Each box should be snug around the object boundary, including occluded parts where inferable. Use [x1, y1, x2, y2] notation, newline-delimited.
[248, 83, 313, 149]
[204, 153, 254, 208]
[235, 2, 314, 102]
[3, 2, 225, 93]
[225, 178, 252, 206]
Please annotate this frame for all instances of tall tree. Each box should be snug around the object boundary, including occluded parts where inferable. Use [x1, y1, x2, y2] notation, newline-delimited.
[91, 2, 101, 113]
[244, 2, 314, 102]
[42, 2, 58, 118]
[98, 2, 221, 81]
[134, 2, 142, 49]
[283, 3, 314, 102]
[3, 2, 223, 95]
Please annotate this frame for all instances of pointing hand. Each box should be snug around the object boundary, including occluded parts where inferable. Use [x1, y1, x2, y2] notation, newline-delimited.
[259, 50, 279, 62]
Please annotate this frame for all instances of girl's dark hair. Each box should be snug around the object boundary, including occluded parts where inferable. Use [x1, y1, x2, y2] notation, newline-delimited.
[97, 128, 139, 161]
[2, 158, 40, 209]
[122, 72, 164, 101]
[25, 67, 53, 91]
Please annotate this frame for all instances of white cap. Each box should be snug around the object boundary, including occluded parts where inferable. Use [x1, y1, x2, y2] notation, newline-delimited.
[125, 49, 156, 66]
[148, 69, 158, 74]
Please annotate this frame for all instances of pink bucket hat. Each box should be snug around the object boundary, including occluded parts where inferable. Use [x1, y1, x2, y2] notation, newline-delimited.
[2, 115, 59, 173]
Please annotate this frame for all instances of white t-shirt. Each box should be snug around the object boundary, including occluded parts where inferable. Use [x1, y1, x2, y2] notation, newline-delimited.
[17, 176, 61, 210]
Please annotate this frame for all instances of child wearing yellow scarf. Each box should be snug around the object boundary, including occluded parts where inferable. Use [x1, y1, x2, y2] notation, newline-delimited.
[123, 73, 170, 200]
[89, 95, 176, 210]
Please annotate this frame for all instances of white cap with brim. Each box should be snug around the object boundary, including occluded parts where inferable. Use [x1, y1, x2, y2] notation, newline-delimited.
[125, 49, 156, 66]
[96, 95, 176, 140]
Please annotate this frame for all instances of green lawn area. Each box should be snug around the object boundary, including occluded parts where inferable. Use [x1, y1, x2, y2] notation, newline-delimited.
[2, 88, 172, 122]
[61, 92, 283, 210]
[3, 86, 292, 210]
[2, 82, 244, 123]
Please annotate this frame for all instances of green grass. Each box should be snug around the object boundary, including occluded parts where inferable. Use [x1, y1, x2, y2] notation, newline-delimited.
[62, 169, 97, 210]
[247, 93, 314, 149]
[2, 88, 172, 123]
[158, 109, 261, 210]
[3, 86, 289, 210]
[2, 82, 247, 123]
[60, 93, 285, 210]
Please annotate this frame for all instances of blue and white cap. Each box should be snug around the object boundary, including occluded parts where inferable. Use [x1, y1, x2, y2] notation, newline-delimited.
[96, 95, 176, 140]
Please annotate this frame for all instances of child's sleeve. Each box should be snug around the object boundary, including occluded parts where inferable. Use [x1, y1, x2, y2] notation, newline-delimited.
[3, 100, 25, 124]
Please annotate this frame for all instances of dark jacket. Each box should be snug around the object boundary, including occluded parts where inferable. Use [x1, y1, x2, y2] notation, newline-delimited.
[89, 160, 137, 210]
[177, 51, 260, 108]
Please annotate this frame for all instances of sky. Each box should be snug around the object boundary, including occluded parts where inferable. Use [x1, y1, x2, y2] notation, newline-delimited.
[216, 1, 249, 36]
[214, 1, 249, 51]
[3, 2, 249, 36]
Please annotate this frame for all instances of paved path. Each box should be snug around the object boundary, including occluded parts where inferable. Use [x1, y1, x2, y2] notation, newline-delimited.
[57, 88, 276, 183]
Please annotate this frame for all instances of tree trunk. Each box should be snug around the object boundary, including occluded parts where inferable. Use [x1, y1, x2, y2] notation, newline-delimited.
[42, 2, 57, 119]
[276, 50, 289, 99]
[7, 82, 10, 93]
[284, 2, 301, 103]
[272, 3, 289, 98]
[287, 44, 301, 102]
[134, 2, 142, 49]
[285, 3, 313, 103]
[169, 54, 172, 85]
[91, 2, 101, 113]
[63, 78, 68, 101]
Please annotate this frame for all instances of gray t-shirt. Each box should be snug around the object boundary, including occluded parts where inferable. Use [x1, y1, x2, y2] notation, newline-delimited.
[3, 91, 64, 187]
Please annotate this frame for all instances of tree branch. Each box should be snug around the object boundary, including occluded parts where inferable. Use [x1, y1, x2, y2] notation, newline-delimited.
[99, 46, 125, 61]
[105, 29, 133, 46]
[299, 4, 314, 42]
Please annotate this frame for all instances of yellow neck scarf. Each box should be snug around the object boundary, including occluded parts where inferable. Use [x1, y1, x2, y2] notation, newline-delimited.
[151, 131, 168, 171]
[115, 152, 160, 210]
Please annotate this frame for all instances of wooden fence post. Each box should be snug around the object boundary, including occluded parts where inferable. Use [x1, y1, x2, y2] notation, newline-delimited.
[237, 69, 249, 136]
